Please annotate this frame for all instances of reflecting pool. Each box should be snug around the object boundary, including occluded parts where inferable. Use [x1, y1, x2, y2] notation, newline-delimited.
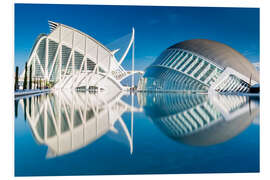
[14, 91, 259, 176]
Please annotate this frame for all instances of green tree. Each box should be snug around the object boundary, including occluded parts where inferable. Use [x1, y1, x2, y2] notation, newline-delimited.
[23, 62, 28, 90]
[14, 66, 19, 91]
[29, 65, 32, 89]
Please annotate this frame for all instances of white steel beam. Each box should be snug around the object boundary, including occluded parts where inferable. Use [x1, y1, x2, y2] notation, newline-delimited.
[118, 27, 135, 65]
[48, 44, 61, 79]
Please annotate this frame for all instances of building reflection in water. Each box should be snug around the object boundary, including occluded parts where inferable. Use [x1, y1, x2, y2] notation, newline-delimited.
[138, 93, 259, 146]
[19, 90, 141, 158]
[19, 91, 259, 158]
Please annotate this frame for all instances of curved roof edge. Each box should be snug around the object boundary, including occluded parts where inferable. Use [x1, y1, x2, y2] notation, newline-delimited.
[48, 20, 113, 55]
[168, 39, 259, 82]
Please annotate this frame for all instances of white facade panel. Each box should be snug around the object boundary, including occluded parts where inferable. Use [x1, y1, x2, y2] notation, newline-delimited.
[74, 31, 85, 52]
[86, 38, 98, 62]
[48, 27, 60, 42]
[61, 26, 73, 46]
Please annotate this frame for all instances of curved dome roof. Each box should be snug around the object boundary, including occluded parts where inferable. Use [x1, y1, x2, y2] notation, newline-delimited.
[168, 39, 259, 82]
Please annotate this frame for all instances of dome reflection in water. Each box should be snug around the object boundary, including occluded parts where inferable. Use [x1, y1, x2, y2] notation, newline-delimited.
[138, 93, 259, 146]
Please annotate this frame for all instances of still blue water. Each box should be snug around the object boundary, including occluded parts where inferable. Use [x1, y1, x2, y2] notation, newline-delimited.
[14, 91, 259, 176]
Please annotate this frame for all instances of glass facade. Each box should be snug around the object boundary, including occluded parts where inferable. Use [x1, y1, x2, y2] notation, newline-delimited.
[215, 74, 250, 93]
[138, 47, 251, 93]
[23, 21, 132, 91]
[28, 38, 100, 82]
[139, 48, 224, 92]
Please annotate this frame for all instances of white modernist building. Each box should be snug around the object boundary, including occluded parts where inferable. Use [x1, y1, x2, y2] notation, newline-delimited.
[21, 21, 137, 91]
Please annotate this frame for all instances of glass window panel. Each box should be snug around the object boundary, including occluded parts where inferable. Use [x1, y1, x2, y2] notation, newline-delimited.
[162, 50, 178, 66]
[187, 58, 203, 74]
[166, 51, 182, 67]
[160, 50, 177, 65]
[199, 65, 215, 82]
[193, 61, 209, 78]
[176, 53, 192, 70]
[182, 55, 197, 72]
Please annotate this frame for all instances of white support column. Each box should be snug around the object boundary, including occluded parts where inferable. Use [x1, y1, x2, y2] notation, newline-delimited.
[59, 25, 62, 81]
[221, 78, 233, 92]
[96, 46, 99, 92]
[131, 28, 135, 151]
[78, 37, 87, 74]
[84, 37, 87, 73]
[170, 51, 183, 68]
[132, 28, 135, 89]
[232, 82, 241, 92]
[238, 83, 245, 92]
[204, 68, 217, 83]
[229, 79, 240, 92]
[175, 52, 189, 69]
[240, 86, 247, 93]
[184, 57, 198, 73]
[179, 55, 193, 72]
[96, 46, 99, 75]
[48, 45, 61, 79]
[242, 84, 250, 92]
[160, 50, 176, 66]
[233, 84, 241, 92]
[214, 75, 230, 91]
[225, 78, 236, 92]
[33, 55, 36, 88]
[35, 53, 46, 77]
[73, 36, 88, 88]
[164, 50, 179, 66]
[159, 49, 172, 65]
[63, 51, 73, 76]
[196, 64, 210, 80]
[72, 32, 75, 75]
[118, 28, 135, 66]
[190, 60, 204, 76]
[45, 38, 49, 80]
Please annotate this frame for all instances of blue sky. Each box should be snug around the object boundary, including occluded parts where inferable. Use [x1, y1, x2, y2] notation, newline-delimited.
[15, 4, 259, 73]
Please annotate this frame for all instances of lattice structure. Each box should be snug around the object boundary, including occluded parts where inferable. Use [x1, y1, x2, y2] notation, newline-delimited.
[21, 21, 135, 91]
[138, 39, 259, 93]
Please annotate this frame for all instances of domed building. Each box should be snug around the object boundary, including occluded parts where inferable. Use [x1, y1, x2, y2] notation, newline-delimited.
[138, 39, 259, 93]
